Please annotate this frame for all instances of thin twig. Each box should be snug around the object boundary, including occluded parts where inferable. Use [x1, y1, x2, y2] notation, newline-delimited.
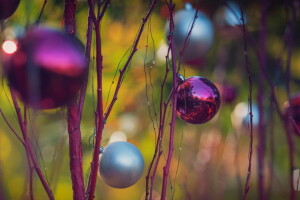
[0, 108, 25, 145]
[10, 90, 54, 200]
[104, 0, 158, 121]
[240, 4, 254, 200]
[161, 1, 178, 199]
[85, 1, 110, 199]
[36, 0, 48, 25]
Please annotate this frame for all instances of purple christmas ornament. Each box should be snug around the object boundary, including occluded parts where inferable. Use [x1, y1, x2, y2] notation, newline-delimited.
[0, 0, 20, 20]
[176, 76, 221, 124]
[5, 27, 87, 109]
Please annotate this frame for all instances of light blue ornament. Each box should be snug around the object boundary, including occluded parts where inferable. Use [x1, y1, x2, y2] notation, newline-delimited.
[166, 3, 214, 64]
[99, 141, 144, 189]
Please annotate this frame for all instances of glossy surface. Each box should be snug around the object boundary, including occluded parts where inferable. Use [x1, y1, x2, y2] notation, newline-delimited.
[5, 27, 87, 109]
[99, 141, 144, 189]
[285, 94, 300, 136]
[0, 0, 20, 20]
[176, 76, 220, 124]
[166, 4, 214, 65]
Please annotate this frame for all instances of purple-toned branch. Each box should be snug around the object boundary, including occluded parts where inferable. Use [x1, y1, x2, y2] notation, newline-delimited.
[257, 0, 267, 199]
[145, 48, 171, 199]
[10, 90, 54, 200]
[0, 108, 25, 145]
[283, 2, 296, 198]
[161, 1, 178, 199]
[146, 4, 199, 198]
[104, 0, 158, 121]
[85, 1, 110, 199]
[239, 5, 254, 200]
[64, 0, 87, 199]
[23, 107, 34, 200]
[85, 1, 157, 199]
[85, 20, 104, 200]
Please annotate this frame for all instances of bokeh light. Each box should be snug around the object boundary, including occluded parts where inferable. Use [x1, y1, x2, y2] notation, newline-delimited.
[2, 40, 17, 54]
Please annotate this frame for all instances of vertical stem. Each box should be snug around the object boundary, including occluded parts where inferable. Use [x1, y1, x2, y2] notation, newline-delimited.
[64, 0, 86, 199]
[257, 0, 267, 199]
[86, 20, 104, 200]
[240, 4, 254, 200]
[10, 90, 54, 200]
[64, 0, 76, 36]
[161, 2, 177, 200]
[284, 1, 296, 199]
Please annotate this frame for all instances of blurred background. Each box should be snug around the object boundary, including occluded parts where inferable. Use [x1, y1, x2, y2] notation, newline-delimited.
[0, 0, 300, 199]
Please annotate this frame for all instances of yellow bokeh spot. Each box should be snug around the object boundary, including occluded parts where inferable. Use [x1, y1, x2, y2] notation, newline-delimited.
[55, 181, 73, 200]
[8, 177, 24, 199]
[108, 22, 123, 43]
[0, 132, 12, 162]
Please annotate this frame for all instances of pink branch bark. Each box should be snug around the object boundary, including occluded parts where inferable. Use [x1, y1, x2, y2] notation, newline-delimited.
[160, 2, 178, 199]
[10, 90, 54, 200]
[85, 1, 109, 199]
[146, 6, 198, 199]
[85, 1, 157, 199]
[257, 0, 267, 199]
[63, 0, 90, 199]
[104, 0, 158, 121]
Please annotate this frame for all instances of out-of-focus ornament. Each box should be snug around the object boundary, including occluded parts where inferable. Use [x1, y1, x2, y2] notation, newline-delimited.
[176, 76, 220, 124]
[216, 82, 237, 104]
[214, 1, 247, 38]
[4, 27, 87, 109]
[0, 0, 20, 20]
[284, 94, 300, 136]
[99, 141, 144, 189]
[231, 102, 259, 129]
[166, 3, 214, 65]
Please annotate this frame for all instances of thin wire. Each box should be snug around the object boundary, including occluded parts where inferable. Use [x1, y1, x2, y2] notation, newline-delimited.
[28, 109, 50, 185]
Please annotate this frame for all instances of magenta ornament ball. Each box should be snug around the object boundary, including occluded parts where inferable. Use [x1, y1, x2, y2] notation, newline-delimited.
[176, 76, 221, 124]
[5, 27, 87, 109]
[0, 0, 20, 20]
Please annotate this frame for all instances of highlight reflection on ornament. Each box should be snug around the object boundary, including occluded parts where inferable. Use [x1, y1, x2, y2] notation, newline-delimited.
[176, 76, 220, 124]
[99, 141, 144, 189]
[0, 0, 20, 20]
[166, 3, 214, 65]
[5, 27, 87, 109]
[284, 94, 300, 136]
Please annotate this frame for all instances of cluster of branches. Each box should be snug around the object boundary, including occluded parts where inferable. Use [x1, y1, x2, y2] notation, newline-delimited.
[0, 0, 299, 200]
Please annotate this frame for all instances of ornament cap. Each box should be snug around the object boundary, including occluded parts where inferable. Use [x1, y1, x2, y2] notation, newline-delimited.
[177, 74, 185, 84]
